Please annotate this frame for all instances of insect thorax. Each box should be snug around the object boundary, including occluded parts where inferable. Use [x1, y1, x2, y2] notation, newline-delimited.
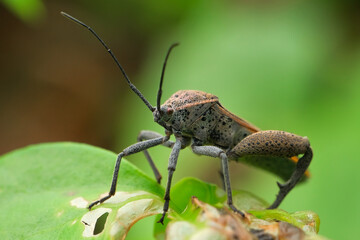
[161, 91, 255, 149]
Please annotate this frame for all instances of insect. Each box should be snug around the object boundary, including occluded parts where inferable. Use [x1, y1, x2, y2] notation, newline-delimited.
[61, 12, 313, 224]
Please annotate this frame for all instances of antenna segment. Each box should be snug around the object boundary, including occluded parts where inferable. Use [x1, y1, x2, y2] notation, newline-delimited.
[157, 43, 179, 112]
[61, 12, 155, 112]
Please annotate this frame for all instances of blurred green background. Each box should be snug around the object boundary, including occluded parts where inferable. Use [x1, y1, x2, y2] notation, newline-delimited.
[1, 0, 360, 239]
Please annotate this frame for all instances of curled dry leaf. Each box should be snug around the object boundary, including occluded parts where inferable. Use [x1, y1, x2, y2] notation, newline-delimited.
[165, 197, 327, 240]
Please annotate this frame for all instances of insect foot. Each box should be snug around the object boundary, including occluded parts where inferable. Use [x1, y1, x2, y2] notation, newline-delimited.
[157, 212, 166, 225]
[229, 204, 245, 218]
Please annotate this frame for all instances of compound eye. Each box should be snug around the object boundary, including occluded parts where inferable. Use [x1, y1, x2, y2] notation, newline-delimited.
[166, 108, 174, 115]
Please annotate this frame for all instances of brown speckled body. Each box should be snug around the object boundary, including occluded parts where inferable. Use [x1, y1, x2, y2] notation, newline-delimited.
[229, 130, 309, 158]
[158, 90, 311, 182]
[161, 90, 259, 148]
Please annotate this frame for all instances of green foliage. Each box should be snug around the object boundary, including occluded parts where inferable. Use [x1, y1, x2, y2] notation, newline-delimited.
[0, 142, 163, 239]
[1, 0, 45, 24]
[0, 142, 326, 239]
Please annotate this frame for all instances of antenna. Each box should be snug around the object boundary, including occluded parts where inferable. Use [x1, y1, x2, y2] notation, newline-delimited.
[61, 12, 155, 112]
[157, 43, 179, 112]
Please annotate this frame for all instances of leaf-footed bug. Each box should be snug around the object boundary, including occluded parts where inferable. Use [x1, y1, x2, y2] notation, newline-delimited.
[61, 12, 313, 224]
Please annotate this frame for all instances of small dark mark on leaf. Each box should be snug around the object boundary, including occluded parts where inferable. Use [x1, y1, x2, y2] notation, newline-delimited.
[82, 221, 90, 226]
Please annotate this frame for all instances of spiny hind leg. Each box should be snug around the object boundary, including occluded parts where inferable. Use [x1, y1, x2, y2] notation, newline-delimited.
[229, 130, 313, 209]
[269, 147, 312, 209]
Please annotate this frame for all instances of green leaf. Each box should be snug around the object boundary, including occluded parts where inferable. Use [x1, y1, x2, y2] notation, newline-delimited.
[170, 177, 225, 213]
[249, 209, 321, 233]
[0, 142, 325, 239]
[0, 142, 163, 239]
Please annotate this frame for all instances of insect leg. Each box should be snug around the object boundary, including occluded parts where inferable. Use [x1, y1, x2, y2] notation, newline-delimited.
[191, 144, 245, 217]
[228, 130, 313, 209]
[268, 147, 313, 209]
[158, 137, 182, 224]
[218, 162, 226, 190]
[88, 135, 169, 210]
[137, 130, 175, 183]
